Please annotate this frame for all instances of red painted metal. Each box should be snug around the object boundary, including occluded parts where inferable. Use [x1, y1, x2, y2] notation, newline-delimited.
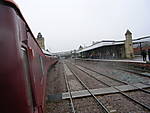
[0, 1, 58, 113]
[5, 0, 17, 5]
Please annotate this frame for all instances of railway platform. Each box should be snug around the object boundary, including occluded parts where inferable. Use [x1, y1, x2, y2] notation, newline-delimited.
[45, 59, 150, 113]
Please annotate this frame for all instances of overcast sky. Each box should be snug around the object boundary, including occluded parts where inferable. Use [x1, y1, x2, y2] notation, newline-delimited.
[15, 0, 150, 52]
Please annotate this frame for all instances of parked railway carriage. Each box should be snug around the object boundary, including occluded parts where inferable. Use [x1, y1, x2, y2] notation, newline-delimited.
[0, 1, 57, 113]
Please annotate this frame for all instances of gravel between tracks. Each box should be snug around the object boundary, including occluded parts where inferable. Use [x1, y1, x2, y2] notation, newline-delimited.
[45, 61, 68, 113]
[45, 61, 107, 113]
[46, 61, 67, 95]
[75, 60, 150, 84]
[98, 93, 150, 113]
[76, 64, 124, 86]
[45, 60, 150, 113]
[64, 63, 84, 91]
[73, 97, 103, 113]
[125, 90, 150, 107]
[45, 100, 70, 113]
[67, 62, 107, 89]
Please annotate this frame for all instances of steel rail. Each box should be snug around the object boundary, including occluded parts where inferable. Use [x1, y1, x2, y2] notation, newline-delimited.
[73, 62, 150, 94]
[63, 63, 76, 113]
[76, 58, 150, 78]
[119, 63, 150, 72]
[65, 62, 110, 113]
[69, 62, 150, 111]
[116, 67, 150, 78]
[115, 64, 147, 72]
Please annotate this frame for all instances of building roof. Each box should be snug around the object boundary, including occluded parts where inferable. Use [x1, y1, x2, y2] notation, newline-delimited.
[77, 41, 124, 53]
[125, 29, 132, 35]
[77, 36, 150, 53]
[42, 49, 54, 56]
[132, 36, 150, 43]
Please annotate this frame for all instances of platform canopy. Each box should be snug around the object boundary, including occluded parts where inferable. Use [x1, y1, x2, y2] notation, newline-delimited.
[77, 36, 150, 53]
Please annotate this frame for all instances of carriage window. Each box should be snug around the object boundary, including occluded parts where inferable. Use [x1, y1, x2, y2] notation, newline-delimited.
[21, 47, 34, 111]
[39, 56, 44, 75]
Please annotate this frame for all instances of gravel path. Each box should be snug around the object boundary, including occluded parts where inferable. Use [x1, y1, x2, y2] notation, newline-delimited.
[45, 61, 69, 113]
[46, 61, 67, 95]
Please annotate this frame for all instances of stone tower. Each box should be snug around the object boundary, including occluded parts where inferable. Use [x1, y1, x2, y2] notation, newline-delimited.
[124, 30, 134, 59]
[36, 32, 45, 50]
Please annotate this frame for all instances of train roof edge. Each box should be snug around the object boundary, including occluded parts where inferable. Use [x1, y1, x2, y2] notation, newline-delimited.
[3, 0, 44, 54]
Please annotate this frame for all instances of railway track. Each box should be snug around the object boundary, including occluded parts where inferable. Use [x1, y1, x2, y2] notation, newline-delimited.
[76, 59, 150, 86]
[67, 61, 150, 112]
[72, 61, 150, 94]
[63, 62, 110, 113]
[75, 59, 150, 79]
[63, 63, 76, 113]
[117, 64, 149, 72]
[114, 66, 150, 78]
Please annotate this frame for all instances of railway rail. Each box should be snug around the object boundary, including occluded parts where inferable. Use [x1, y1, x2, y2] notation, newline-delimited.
[114, 66, 150, 78]
[63, 63, 76, 113]
[67, 61, 150, 111]
[72, 61, 150, 94]
[116, 64, 149, 72]
[63, 62, 110, 113]
[74, 59, 150, 87]
[75, 59, 150, 78]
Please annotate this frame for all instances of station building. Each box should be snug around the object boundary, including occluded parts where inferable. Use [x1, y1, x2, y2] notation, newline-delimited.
[77, 30, 150, 59]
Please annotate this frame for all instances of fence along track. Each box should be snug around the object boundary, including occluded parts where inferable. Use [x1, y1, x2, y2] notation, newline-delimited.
[68, 61, 150, 111]
[63, 63, 76, 113]
[64, 62, 110, 113]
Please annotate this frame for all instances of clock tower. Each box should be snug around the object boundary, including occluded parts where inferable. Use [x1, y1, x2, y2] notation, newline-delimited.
[36, 32, 45, 50]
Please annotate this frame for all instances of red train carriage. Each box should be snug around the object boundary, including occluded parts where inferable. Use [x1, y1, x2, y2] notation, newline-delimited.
[0, 1, 57, 113]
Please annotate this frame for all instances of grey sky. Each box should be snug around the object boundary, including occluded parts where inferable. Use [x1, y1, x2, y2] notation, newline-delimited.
[15, 0, 150, 52]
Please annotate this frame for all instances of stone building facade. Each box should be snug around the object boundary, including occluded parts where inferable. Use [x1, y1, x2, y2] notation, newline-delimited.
[77, 30, 149, 59]
[125, 30, 134, 59]
[36, 32, 45, 50]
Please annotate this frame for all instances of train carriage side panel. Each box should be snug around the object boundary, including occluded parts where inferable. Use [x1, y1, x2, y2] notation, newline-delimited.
[0, 3, 33, 113]
[27, 32, 46, 109]
[1, 1, 58, 113]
